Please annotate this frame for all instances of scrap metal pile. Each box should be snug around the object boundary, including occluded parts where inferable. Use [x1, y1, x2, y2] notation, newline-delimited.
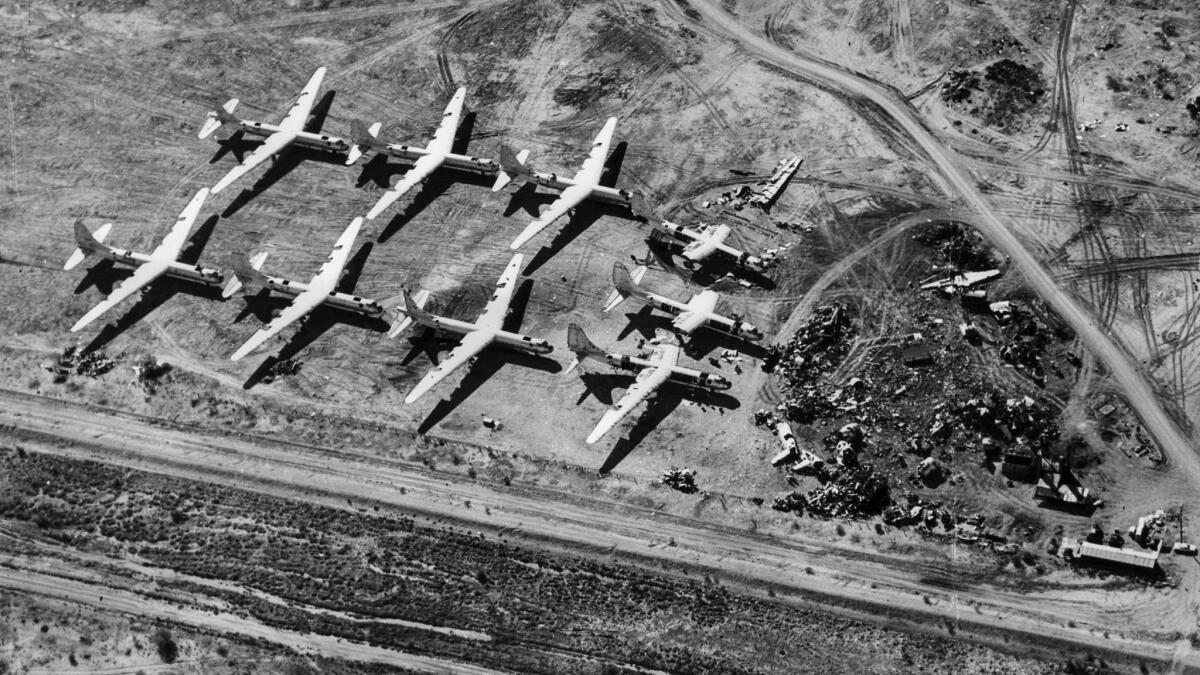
[42, 346, 115, 382]
[656, 467, 698, 494]
[764, 303, 855, 380]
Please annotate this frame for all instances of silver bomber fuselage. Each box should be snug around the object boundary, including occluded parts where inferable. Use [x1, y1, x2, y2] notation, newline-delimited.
[528, 172, 631, 206]
[237, 120, 350, 153]
[381, 145, 498, 175]
[594, 351, 732, 390]
[261, 275, 383, 317]
[103, 248, 224, 286]
[412, 315, 552, 354]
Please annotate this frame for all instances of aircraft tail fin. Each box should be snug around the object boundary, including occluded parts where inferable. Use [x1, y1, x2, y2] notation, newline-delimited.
[565, 322, 604, 374]
[346, 119, 386, 165]
[199, 98, 239, 140]
[603, 262, 648, 312]
[388, 289, 432, 338]
[222, 251, 269, 298]
[65, 221, 113, 270]
[492, 145, 532, 192]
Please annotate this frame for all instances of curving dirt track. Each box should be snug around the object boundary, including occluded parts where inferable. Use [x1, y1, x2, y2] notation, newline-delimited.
[1, 388, 1194, 670]
[663, 0, 1200, 490]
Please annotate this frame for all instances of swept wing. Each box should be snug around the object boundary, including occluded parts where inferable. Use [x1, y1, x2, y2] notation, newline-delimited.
[509, 183, 591, 249]
[428, 87, 465, 155]
[573, 116, 616, 185]
[70, 188, 209, 332]
[365, 153, 444, 219]
[586, 353, 673, 444]
[476, 253, 522, 330]
[403, 329, 493, 404]
[210, 131, 293, 194]
[279, 67, 327, 133]
[230, 217, 362, 361]
[70, 261, 170, 333]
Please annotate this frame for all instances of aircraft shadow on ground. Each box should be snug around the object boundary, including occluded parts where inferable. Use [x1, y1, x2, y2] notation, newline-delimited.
[683, 328, 769, 362]
[612, 306, 767, 361]
[410, 279, 562, 433]
[219, 90, 346, 217]
[81, 280, 225, 355]
[75, 214, 225, 352]
[574, 372, 626, 406]
[415, 348, 562, 434]
[240, 309, 388, 390]
[373, 170, 496, 244]
[595, 382, 740, 475]
[238, 241, 383, 389]
[520, 199, 645, 278]
[645, 237, 777, 291]
[600, 141, 628, 188]
[74, 258, 130, 296]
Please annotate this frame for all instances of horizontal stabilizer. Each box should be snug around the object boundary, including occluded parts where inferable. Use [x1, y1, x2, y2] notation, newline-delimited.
[604, 262, 647, 312]
[199, 98, 239, 140]
[65, 221, 113, 270]
[388, 289, 431, 338]
[222, 251, 269, 298]
[566, 323, 603, 371]
[492, 145, 531, 192]
[346, 119, 385, 165]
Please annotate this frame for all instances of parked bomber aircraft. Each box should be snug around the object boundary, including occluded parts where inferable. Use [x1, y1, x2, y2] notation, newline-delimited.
[565, 324, 731, 444]
[604, 263, 762, 340]
[226, 217, 381, 361]
[65, 188, 220, 333]
[493, 117, 633, 249]
[200, 67, 349, 195]
[346, 87, 498, 220]
[391, 253, 553, 404]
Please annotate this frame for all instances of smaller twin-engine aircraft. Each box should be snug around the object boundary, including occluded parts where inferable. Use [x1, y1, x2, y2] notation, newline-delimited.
[493, 117, 633, 249]
[392, 253, 553, 404]
[634, 196, 765, 271]
[65, 188, 220, 332]
[346, 87, 498, 220]
[603, 263, 762, 341]
[565, 324, 731, 444]
[200, 67, 349, 195]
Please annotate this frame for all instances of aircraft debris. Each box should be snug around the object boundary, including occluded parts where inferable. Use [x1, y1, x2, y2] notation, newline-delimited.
[45, 346, 116, 381]
[656, 467, 698, 494]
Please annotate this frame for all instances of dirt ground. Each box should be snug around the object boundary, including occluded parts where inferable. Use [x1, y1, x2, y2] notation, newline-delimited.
[4, 0, 1200, 672]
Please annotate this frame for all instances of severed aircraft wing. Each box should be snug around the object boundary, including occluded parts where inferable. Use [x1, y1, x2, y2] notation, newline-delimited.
[508, 183, 591, 249]
[210, 131, 294, 194]
[365, 153, 446, 220]
[279, 67, 327, 133]
[149, 188, 209, 261]
[404, 329, 494, 404]
[475, 253, 523, 331]
[427, 87, 466, 155]
[229, 217, 363, 361]
[573, 116, 617, 185]
[70, 260, 170, 332]
[586, 353, 673, 444]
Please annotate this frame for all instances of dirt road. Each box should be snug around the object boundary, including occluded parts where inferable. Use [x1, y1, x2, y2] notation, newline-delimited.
[0, 564, 503, 675]
[0, 389, 1190, 669]
[667, 0, 1200, 487]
